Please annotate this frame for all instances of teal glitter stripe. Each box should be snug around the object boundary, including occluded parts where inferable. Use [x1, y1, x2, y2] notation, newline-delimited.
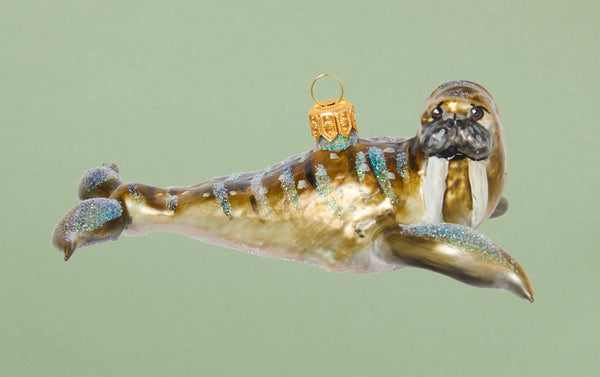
[212, 182, 232, 219]
[251, 170, 272, 218]
[315, 164, 341, 216]
[403, 223, 515, 271]
[367, 147, 398, 204]
[396, 151, 409, 179]
[165, 193, 178, 211]
[355, 151, 367, 182]
[278, 167, 302, 215]
[128, 183, 146, 204]
[225, 173, 240, 182]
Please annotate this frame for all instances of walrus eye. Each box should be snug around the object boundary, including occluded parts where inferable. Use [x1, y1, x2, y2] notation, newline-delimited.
[471, 106, 484, 121]
[431, 106, 442, 120]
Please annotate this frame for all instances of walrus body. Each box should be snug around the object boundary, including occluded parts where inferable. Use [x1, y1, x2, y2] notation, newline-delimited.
[52, 80, 534, 301]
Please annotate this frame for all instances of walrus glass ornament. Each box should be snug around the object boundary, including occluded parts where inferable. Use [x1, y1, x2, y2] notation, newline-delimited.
[51, 74, 534, 302]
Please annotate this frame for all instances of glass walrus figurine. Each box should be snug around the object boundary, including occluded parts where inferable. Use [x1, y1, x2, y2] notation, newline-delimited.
[52, 75, 534, 302]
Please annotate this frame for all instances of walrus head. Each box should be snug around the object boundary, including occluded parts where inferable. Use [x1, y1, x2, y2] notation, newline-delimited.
[417, 81, 505, 161]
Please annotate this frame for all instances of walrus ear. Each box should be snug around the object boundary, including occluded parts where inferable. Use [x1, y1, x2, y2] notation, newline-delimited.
[490, 197, 509, 218]
[374, 223, 533, 302]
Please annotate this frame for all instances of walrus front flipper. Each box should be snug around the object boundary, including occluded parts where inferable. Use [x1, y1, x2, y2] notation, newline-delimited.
[51, 198, 128, 261]
[375, 223, 533, 302]
[490, 196, 509, 218]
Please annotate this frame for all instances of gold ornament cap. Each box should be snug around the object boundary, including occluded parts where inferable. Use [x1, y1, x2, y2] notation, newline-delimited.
[308, 74, 358, 142]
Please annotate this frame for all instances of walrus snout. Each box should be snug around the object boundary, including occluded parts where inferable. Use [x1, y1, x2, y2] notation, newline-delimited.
[420, 118, 492, 160]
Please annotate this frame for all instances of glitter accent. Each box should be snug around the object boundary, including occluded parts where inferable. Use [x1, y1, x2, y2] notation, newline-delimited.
[278, 167, 302, 215]
[367, 147, 398, 204]
[225, 173, 240, 182]
[403, 223, 515, 271]
[128, 184, 145, 204]
[78, 166, 123, 199]
[212, 183, 232, 219]
[315, 130, 359, 151]
[84, 167, 120, 190]
[251, 170, 272, 218]
[60, 199, 122, 242]
[355, 151, 367, 182]
[396, 151, 409, 179]
[438, 80, 471, 89]
[165, 194, 178, 211]
[314, 164, 341, 216]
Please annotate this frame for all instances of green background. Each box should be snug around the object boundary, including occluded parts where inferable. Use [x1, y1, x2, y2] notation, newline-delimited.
[1, 1, 598, 376]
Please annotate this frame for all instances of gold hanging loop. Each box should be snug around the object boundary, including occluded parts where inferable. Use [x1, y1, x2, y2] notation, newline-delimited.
[308, 74, 358, 142]
[311, 74, 344, 107]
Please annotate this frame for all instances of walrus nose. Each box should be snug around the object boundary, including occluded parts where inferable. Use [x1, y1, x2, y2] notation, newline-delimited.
[443, 118, 455, 128]
[442, 119, 458, 137]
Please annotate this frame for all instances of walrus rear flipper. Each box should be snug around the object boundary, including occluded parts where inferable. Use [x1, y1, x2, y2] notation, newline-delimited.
[51, 198, 128, 261]
[374, 223, 533, 302]
[78, 163, 124, 200]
